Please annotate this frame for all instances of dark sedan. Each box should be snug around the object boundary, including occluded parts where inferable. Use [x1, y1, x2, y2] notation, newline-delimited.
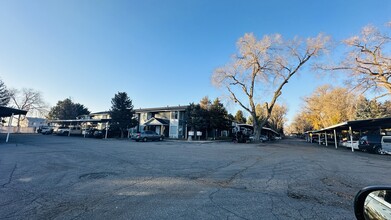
[131, 131, 164, 142]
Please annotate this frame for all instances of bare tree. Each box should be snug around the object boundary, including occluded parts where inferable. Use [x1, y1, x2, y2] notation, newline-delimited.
[9, 88, 48, 129]
[268, 103, 288, 134]
[288, 112, 313, 135]
[328, 22, 391, 97]
[212, 33, 330, 141]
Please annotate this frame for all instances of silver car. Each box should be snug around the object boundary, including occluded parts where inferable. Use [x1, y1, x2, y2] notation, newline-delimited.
[131, 131, 164, 142]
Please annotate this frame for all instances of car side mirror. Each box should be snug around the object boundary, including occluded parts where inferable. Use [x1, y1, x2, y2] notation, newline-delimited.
[354, 186, 391, 220]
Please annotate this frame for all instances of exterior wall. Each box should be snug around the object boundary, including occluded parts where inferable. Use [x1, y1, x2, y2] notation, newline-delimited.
[91, 113, 110, 119]
[8, 117, 46, 128]
[139, 112, 149, 124]
[135, 107, 188, 139]
[90, 112, 111, 130]
[155, 112, 170, 120]
[169, 111, 179, 138]
[178, 111, 186, 139]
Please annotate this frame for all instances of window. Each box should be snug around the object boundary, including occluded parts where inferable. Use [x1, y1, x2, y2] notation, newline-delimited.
[383, 137, 391, 143]
[171, 111, 178, 119]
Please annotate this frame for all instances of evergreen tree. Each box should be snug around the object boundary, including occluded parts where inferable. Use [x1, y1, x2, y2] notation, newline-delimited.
[110, 92, 137, 138]
[0, 79, 10, 107]
[199, 96, 211, 138]
[355, 97, 387, 119]
[234, 110, 247, 124]
[186, 103, 207, 132]
[209, 98, 230, 131]
[48, 98, 90, 120]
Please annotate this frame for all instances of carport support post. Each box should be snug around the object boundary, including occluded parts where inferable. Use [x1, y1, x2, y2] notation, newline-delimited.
[318, 134, 321, 145]
[334, 129, 338, 149]
[105, 122, 108, 139]
[83, 123, 86, 138]
[310, 133, 313, 143]
[325, 132, 328, 146]
[349, 126, 354, 152]
[5, 113, 14, 143]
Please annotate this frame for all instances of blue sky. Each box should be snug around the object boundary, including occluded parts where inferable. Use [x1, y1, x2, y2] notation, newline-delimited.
[0, 0, 390, 122]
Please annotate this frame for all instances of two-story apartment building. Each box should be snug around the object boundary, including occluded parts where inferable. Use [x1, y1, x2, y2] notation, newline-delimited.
[134, 105, 188, 139]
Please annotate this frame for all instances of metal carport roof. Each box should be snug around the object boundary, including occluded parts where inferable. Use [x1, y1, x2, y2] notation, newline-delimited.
[0, 106, 28, 143]
[0, 106, 28, 117]
[305, 117, 391, 152]
[311, 117, 391, 133]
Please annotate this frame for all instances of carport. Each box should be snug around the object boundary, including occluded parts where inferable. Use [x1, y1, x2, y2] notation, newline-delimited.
[307, 117, 391, 152]
[0, 106, 28, 142]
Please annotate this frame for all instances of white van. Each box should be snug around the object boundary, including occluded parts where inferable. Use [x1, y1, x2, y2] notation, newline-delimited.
[381, 136, 391, 155]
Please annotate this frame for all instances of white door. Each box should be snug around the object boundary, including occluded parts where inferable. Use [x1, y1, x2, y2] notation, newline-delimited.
[156, 126, 161, 135]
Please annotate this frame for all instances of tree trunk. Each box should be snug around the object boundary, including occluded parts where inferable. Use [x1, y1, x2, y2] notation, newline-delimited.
[252, 116, 267, 143]
[120, 129, 124, 138]
[252, 121, 261, 143]
[17, 115, 21, 133]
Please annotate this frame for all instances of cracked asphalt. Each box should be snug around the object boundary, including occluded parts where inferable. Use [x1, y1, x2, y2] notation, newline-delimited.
[1, 134, 390, 219]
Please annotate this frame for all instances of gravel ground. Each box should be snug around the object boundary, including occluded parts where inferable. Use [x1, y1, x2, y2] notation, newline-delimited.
[1, 134, 390, 219]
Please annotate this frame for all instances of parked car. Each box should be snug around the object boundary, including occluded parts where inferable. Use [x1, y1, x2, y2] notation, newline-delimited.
[358, 135, 390, 154]
[260, 135, 269, 142]
[249, 134, 269, 142]
[92, 127, 122, 138]
[340, 138, 359, 150]
[53, 126, 69, 135]
[39, 126, 53, 135]
[274, 136, 282, 140]
[82, 128, 97, 137]
[53, 126, 82, 136]
[131, 131, 164, 142]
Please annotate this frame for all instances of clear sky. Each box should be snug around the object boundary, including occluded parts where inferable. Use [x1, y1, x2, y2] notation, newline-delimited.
[0, 0, 390, 122]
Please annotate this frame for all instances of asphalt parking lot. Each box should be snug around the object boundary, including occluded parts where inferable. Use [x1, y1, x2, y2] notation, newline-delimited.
[1, 134, 390, 219]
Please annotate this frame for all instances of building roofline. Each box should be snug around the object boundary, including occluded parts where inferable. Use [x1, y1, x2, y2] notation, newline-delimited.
[135, 105, 188, 113]
[90, 111, 110, 115]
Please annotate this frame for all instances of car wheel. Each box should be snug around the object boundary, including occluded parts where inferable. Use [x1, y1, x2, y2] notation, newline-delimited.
[159, 137, 163, 141]
[143, 137, 147, 142]
[374, 146, 382, 154]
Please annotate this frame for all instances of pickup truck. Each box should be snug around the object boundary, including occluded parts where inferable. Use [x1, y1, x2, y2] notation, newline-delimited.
[54, 126, 82, 136]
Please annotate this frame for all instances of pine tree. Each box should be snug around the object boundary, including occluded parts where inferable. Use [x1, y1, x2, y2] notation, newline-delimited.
[110, 92, 137, 138]
[234, 110, 247, 124]
[355, 97, 387, 119]
[186, 103, 207, 132]
[48, 98, 90, 120]
[209, 98, 230, 131]
[0, 79, 10, 106]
